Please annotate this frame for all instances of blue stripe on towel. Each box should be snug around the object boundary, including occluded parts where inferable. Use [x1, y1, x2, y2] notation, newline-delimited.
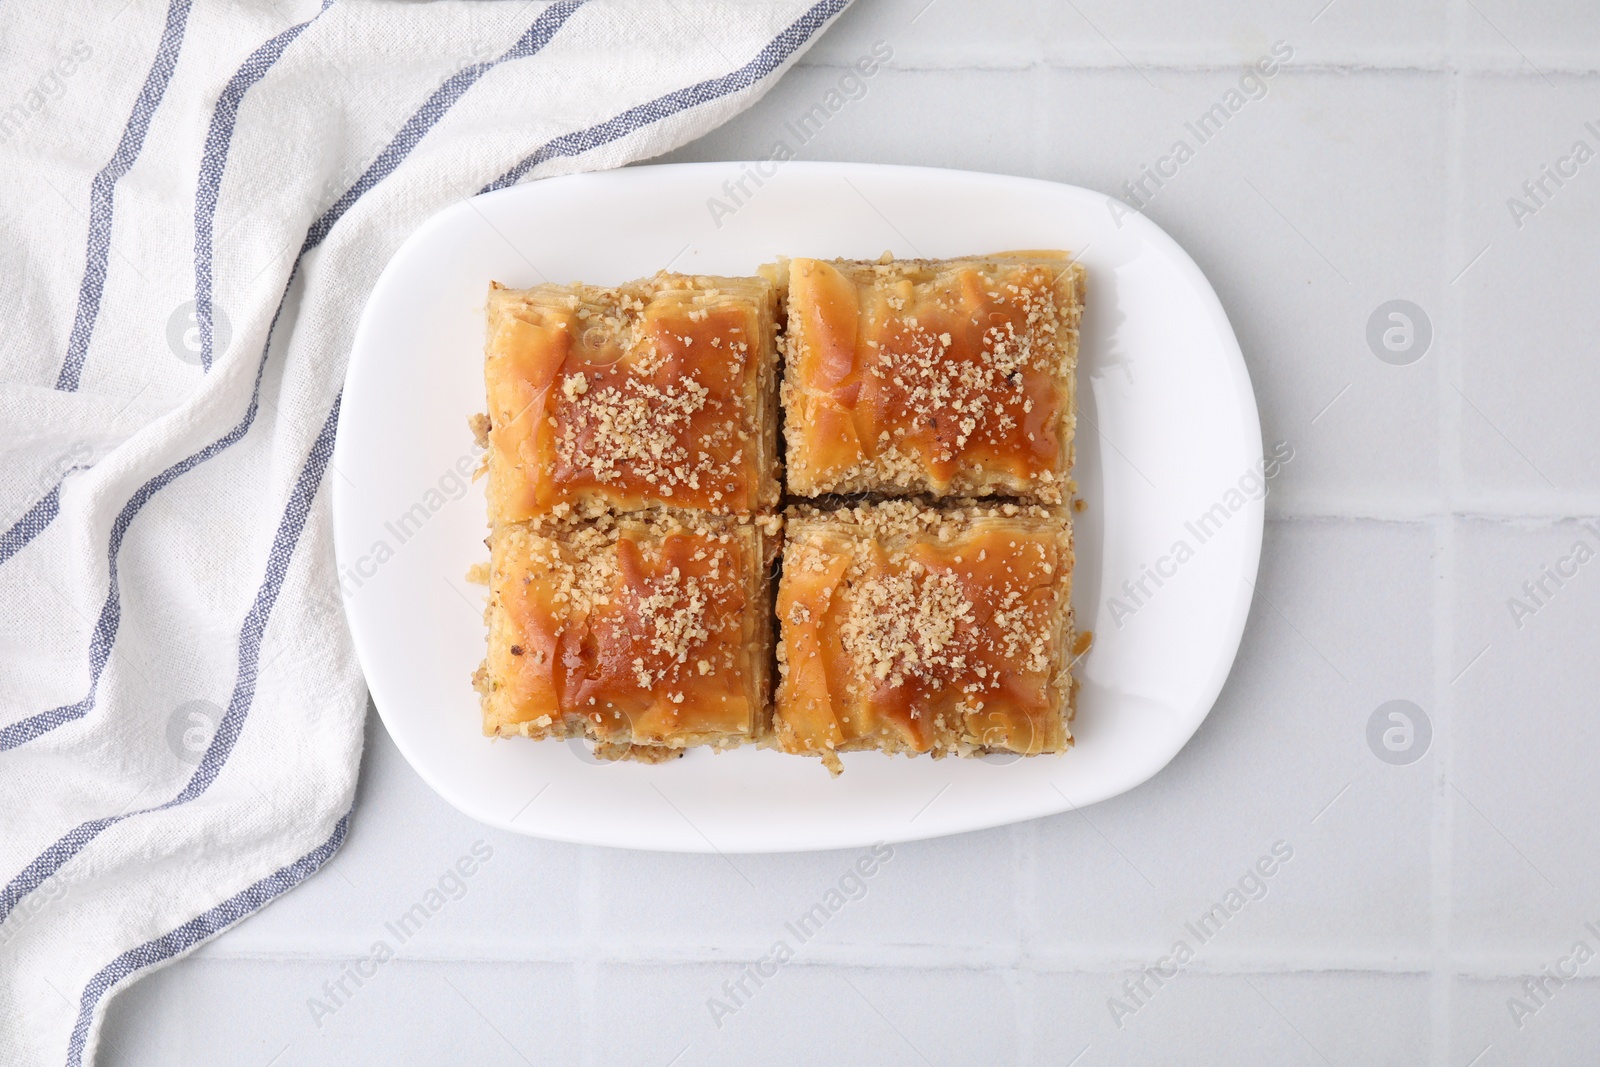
[194, 0, 337, 373]
[303, 0, 588, 253]
[0, 468, 86, 567]
[64, 813, 350, 1067]
[0, 396, 341, 928]
[481, 0, 849, 192]
[0, 5, 338, 752]
[54, 0, 195, 392]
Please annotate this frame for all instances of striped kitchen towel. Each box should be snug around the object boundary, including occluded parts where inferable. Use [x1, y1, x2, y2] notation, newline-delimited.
[0, 0, 851, 1062]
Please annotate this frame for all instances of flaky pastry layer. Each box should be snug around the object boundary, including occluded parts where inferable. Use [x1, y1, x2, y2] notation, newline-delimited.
[475, 510, 781, 755]
[482, 272, 779, 522]
[777, 253, 1083, 504]
[774, 499, 1076, 775]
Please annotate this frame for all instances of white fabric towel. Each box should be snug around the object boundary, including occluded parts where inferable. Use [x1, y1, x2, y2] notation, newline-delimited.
[0, 1, 850, 1062]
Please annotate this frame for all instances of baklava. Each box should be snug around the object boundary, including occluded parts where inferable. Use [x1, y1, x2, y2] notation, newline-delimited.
[476, 252, 1086, 775]
[776, 253, 1084, 503]
[475, 510, 780, 760]
[774, 500, 1076, 775]
[481, 272, 780, 522]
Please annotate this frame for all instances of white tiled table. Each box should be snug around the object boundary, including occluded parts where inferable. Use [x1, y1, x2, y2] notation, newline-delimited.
[102, 2, 1600, 1063]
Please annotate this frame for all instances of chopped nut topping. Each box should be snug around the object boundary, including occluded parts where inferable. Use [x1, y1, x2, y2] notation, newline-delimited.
[782, 255, 1081, 504]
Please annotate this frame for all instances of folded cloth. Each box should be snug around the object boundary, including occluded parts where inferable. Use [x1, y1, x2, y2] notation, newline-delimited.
[0, 1, 851, 1061]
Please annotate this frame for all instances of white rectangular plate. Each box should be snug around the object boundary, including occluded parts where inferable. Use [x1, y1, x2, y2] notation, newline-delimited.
[332, 161, 1262, 853]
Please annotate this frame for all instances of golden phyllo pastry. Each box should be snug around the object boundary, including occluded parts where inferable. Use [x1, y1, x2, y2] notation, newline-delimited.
[774, 500, 1076, 775]
[475, 510, 781, 760]
[482, 272, 779, 521]
[776, 253, 1083, 503]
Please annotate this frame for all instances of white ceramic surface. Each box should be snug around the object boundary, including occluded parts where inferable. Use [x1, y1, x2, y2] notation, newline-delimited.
[330, 161, 1262, 852]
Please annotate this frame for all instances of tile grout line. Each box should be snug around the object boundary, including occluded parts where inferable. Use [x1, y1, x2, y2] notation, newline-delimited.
[578, 845, 602, 1067]
[1262, 506, 1600, 523]
[1017, 51, 1056, 1067]
[1014, 54, 1049, 1067]
[794, 56, 1600, 76]
[1013, 819, 1041, 1066]
[190, 944, 1600, 976]
[1430, 513, 1458, 1067]
[1430, 5, 1468, 1062]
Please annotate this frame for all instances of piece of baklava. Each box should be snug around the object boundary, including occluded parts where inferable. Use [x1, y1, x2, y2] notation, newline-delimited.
[482, 272, 779, 521]
[774, 500, 1075, 775]
[775, 253, 1084, 504]
[476, 510, 781, 759]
